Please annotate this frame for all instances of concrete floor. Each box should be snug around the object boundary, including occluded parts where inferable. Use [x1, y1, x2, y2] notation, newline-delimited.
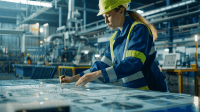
[0, 72, 199, 96]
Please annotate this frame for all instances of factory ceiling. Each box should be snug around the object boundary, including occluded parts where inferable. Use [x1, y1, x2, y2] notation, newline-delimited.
[0, 0, 191, 26]
[0, 0, 199, 47]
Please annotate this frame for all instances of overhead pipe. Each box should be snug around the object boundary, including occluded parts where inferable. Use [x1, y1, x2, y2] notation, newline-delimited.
[46, 33, 64, 45]
[158, 32, 197, 39]
[150, 9, 200, 24]
[14, 0, 61, 29]
[155, 36, 200, 48]
[150, 5, 200, 20]
[156, 42, 200, 48]
[157, 22, 200, 32]
[83, 0, 86, 31]
[156, 33, 198, 43]
[67, 0, 72, 20]
[59, 7, 62, 27]
[146, 12, 166, 19]
[141, 0, 195, 17]
[132, 0, 166, 10]
[175, 28, 198, 34]
[66, 0, 75, 27]
[177, 23, 199, 29]
[54, 4, 98, 13]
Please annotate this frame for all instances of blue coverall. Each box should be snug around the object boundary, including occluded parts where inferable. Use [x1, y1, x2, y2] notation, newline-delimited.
[80, 16, 168, 92]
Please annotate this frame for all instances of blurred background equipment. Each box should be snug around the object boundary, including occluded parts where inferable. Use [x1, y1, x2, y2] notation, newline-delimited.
[1, 0, 200, 111]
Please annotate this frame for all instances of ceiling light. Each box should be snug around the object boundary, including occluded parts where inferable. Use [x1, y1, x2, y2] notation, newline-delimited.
[136, 10, 144, 14]
[84, 51, 89, 54]
[164, 49, 169, 52]
[1, 0, 52, 7]
[43, 23, 48, 26]
[195, 35, 198, 42]
[95, 54, 100, 58]
[40, 28, 43, 33]
[194, 96, 199, 106]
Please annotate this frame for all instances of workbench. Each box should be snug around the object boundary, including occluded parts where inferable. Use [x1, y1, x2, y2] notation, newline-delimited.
[0, 79, 199, 112]
[162, 68, 200, 96]
[58, 65, 91, 77]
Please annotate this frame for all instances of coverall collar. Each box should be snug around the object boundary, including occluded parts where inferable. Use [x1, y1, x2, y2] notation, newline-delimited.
[114, 16, 133, 40]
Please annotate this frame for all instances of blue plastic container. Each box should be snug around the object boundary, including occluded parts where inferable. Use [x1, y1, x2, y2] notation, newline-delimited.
[14, 64, 35, 77]
[31, 66, 57, 79]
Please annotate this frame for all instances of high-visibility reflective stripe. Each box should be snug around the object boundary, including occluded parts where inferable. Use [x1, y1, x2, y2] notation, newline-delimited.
[127, 21, 152, 40]
[130, 21, 152, 38]
[101, 56, 112, 66]
[110, 31, 117, 60]
[110, 40, 115, 58]
[83, 69, 91, 74]
[127, 22, 139, 40]
[126, 50, 146, 64]
[137, 86, 149, 90]
[110, 22, 152, 60]
[149, 46, 156, 55]
[108, 21, 153, 89]
[122, 71, 144, 83]
[143, 24, 152, 37]
[106, 66, 117, 82]
[122, 22, 138, 60]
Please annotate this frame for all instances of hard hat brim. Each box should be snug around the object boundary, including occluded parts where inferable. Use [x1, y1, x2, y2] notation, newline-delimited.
[97, 12, 103, 16]
[97, 0, 131, 16]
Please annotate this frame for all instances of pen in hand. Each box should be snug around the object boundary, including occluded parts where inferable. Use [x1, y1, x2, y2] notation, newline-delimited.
[60, 75, 66, 84]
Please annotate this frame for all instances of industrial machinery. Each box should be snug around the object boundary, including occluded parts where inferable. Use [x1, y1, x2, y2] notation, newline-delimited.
[38, 0, 97, 66]
[175, 51, 190, 67]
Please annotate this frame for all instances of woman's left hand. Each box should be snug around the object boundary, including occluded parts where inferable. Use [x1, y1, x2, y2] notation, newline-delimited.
[76, 70, 103, 87]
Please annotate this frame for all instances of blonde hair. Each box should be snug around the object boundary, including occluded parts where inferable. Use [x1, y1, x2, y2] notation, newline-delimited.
[114, 5, 158, 41]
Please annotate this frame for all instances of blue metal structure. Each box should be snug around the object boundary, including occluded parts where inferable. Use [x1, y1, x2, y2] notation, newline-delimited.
[12, 64, 57, 79]
[13, 64, 35, 77]
[30, 66, 57, 79]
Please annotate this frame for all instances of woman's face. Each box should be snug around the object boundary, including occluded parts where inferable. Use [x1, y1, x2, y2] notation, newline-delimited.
[103, 8, 125, 30]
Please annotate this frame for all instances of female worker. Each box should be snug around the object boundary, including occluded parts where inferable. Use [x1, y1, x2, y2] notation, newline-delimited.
[61, 0, 168, 92]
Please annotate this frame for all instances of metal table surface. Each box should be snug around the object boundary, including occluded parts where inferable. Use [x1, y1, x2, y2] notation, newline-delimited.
[0, 79, 199, 112]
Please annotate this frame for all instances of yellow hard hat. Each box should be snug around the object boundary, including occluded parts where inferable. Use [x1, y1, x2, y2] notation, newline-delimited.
[27, 54, 30, 56]
[97, 0, 131, 16]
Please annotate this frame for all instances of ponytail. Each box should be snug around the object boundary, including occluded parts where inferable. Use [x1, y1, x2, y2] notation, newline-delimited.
[128, 11, 158, 41]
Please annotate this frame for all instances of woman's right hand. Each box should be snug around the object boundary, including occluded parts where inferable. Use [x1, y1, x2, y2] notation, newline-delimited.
[60, 74, 80, 83]
[60, 75, 72, 83]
